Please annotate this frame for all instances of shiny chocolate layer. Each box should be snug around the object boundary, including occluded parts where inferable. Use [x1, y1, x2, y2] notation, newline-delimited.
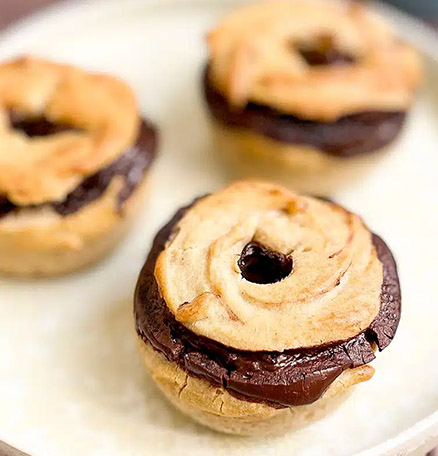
[9, 110, 76, 137]
[0, 119, 157, 218]
[134, 200, 401, 408]
[203, 68, 406, 157]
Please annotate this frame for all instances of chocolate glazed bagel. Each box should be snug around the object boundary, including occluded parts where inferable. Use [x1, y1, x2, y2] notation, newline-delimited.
[203, 69, 406, 159]
[204, 0, 422, 194]
[0, 57, 157, 277]
[0, 118, 156, 218]
[135, 181, 401, 436]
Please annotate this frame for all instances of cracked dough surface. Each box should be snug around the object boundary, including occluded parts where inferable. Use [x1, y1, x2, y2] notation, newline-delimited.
[207, 0, 422, 121]
[137, 337, 374, 436]
[0, 57, 139, 205]
[155, 181, 382, 351]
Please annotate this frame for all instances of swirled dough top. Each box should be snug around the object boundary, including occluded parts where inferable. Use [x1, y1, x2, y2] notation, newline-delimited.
[155, 181, 383, 351]
[207, 0, 423, 121]
[0, 57, 139, 205]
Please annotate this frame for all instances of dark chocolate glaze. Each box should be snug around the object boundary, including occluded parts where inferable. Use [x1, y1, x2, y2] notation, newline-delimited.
[297, 44, 355, 66]
[0, 196, 15, 219]
[9, 110, 76, 137]
[134, 199, 401, 408]
[0, 119, 157, 218]
[53, 120, 157, 216]
[203, 68, 406, 157]
[238, 241, 293, 284]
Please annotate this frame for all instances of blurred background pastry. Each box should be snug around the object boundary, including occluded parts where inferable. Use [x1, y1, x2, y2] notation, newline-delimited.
[0, 57, 157, 276]
[203, 0, 423, 194]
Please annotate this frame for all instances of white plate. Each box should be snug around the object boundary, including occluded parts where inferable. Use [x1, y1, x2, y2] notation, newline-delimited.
[0, 1, 437, 455]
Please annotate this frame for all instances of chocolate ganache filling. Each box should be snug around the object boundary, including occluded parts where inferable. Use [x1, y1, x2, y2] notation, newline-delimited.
[135, 199, 401, 408]
[238, 241, 294, 285]
[0, 116, 157, 218]
[203, 67, 406, 158]
[296, 35, 356, 67]
[9, 110, 77, 137]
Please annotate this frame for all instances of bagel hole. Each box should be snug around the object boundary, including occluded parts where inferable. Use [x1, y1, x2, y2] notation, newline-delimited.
[0, 195, 14, 218]
[8, 110, 76, 137]
[296, 34, 355, 66]
[238, 241, 293, 284]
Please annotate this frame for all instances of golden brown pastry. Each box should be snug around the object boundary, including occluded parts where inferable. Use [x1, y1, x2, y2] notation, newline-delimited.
[135, 181, 401, 436]
[0, 57, 157, 277]
[203, 0, 423, 193]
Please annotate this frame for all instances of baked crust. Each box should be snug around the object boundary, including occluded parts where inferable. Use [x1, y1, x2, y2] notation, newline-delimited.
[204, 69, 407, 157]
[0, 57, 139, 205]
[209, 121, 400, 195]
[155, 181, 383, 351]
[137, 336, 374, 436]
[207, 0, 422, 121]
[0, 174, 150, 276]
